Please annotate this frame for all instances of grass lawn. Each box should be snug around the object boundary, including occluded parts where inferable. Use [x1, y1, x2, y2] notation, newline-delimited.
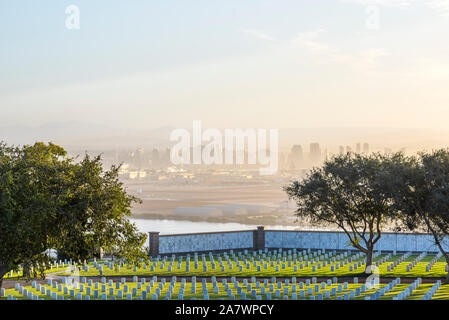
[3, 249, 449, 300]
[2, 279, 448, 300]
[55, 251, 449, 279]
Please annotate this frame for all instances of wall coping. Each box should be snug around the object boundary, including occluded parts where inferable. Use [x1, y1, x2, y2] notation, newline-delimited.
[157, 228, 434, 237]
[265, 229, 434, 236]
[159, 229, 255, 237]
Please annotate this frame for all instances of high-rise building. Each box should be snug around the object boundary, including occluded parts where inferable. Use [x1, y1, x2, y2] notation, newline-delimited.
[135, 147, 146, 169]
[363, 143, 369, 153]
[291, 145, 303, 159]
[309, 143, 321, 163]
[356, 143, 361, 153]
[346, 146, 352, 153]
[339, 146, 345, 155]
[162, 147, 171, 166]
[289, 144, 304, 169]
[151, 148, 160, 167]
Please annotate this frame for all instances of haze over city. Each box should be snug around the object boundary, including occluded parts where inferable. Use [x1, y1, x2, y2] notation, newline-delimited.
[1, 0, 449, 230]
[1, 1, 449, 132]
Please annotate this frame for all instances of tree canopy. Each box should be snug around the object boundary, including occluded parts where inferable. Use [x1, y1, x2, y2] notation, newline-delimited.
[0, 142, 147, 288]
[284, 152, 405, 273]
[390, 149, 449, 281]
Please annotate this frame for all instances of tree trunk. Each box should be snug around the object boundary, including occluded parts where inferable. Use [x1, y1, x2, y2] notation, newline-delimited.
[0, 267, 6, 290]
[445, 258, 449, 284]
[432, 244, 449, 283]
[23, 262, 31, 278]
[422, 215, 449, 283]
[0, 263, 7, 290]
[364, 247, 374, 273]
[431, 237, 449, 283]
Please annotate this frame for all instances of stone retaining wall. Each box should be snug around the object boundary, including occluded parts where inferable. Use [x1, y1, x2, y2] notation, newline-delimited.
[148, 227, 448, 256]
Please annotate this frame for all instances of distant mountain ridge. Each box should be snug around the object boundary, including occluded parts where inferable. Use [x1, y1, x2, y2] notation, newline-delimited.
[1, 122, 449, 152]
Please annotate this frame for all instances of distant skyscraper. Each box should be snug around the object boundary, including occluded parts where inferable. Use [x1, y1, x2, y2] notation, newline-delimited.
[135, 147, 145, 169]
[291, 145, 303, 159]
[309, 143, 321, 163]
[356, 143, 361, 153]
[363, 143, 369, 153]
[346, 146, 352, 153]
[151, 148, 160, 167]
[339, 146, 345, 155]
[162, 147, 171, 166]
[289, 144, 303, 169]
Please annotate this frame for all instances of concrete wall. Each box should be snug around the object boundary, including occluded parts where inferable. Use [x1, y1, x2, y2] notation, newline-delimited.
[265, 230, 449, 252]
[159, 230, 254, 254]
[150, 227, 449, 255]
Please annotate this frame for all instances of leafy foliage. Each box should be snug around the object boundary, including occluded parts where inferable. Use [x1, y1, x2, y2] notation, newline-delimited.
[284, 152, 405, 271]
[0, 142, 147, 288]
[391, 149, 449, 281]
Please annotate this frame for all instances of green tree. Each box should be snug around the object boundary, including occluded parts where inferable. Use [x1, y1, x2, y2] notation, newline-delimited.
[0, 142, 69, 289]
[0, 142, 147, 289]
[53, 154, 147, 265]
[284, 152, 403, 273]
[390, 150, 449, 282]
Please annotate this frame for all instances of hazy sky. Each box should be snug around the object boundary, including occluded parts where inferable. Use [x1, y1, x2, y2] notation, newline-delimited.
[1, 0, 449, 131]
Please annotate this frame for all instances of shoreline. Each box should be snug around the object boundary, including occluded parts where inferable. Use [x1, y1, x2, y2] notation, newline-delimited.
[131, 213, 298, 227]
[129, 213, 343, 232]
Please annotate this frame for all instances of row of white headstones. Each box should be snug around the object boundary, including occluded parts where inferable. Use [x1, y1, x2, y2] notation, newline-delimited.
[90, 249, 446, 276]
[6, 249, 448, 278]
[1, 275, 442, 301]
[90, 249, 376, 275]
